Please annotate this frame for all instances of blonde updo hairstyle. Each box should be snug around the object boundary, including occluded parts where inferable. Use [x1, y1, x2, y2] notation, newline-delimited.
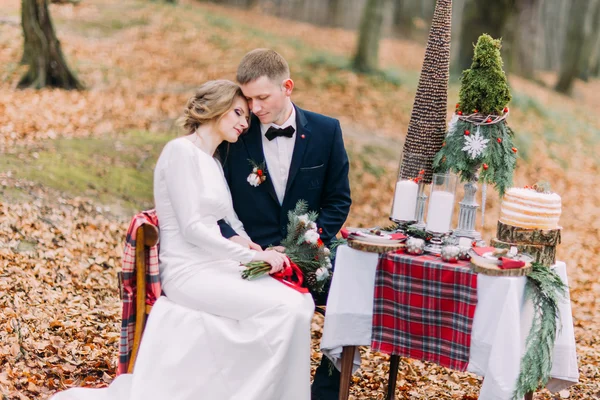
[179, 80, 246, 135]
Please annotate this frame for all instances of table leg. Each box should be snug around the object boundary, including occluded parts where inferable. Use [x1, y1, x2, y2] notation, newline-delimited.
[385, 355, 400, 400]
[524, 392, 534, 400]
[339, 346, 355, 400]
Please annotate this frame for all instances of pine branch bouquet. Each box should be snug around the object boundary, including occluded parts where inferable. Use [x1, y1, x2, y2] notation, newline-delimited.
[433, 34, 517, 196]
[241, 200, 333, 294]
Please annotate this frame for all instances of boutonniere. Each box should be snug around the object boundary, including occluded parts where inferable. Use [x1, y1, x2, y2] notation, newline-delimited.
[247, 159, 267, 187]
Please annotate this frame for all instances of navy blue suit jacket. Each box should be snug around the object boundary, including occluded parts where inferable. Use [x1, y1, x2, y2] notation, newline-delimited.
[218, 105, 351, 248]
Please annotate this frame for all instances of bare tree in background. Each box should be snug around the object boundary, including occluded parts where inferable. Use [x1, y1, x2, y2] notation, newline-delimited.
[246, 0, 260, 9]
[450, 0, 466, 70]
[20, 0, 31, 65]
[454, 0, 516, 74]
[537, 0, 568, 72]
[327, 0, 344, 27]
[353, 0, 388, 73]
[589, 25, 600, 78]
[512, 0, 541, 79]
[419, 0, 436, 23]
[19, 0, 83, 89]
[578, 0, 600, 81]
[392, 0, 415, 38]
[555, 0, 595, 94]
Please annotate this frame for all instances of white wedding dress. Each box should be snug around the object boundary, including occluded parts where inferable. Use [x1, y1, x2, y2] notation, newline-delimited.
[51, 137, 315, 400]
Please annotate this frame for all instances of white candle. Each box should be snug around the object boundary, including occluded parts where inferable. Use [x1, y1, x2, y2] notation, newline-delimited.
[391, 179, 419, 221]
[426, 190, 455, 233]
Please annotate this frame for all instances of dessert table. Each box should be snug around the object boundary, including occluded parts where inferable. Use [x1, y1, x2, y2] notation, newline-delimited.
[321, 245, 579, 400]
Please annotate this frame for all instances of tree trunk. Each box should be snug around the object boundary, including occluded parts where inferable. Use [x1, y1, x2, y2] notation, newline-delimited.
[512, 0, 541, 79]
[392, 0, 415, 38]
[353, 0, 388, 73]
[541, 0, 557, 70]
[450, 0, 466, 72]
[327, 0, 344, 27]
[20, 0, 31, 65]
[589, 29, 600, 77]
[578, 0, 600, 80]
[419, 0, 436, 22]
[19, 0, 83, 90]
[453, 0, 516, 75]
[555, 0, 593, 94]
[246, 0, 259, 9]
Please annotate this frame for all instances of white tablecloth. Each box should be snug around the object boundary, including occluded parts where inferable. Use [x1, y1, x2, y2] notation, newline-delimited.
[321, 246, 579, 400]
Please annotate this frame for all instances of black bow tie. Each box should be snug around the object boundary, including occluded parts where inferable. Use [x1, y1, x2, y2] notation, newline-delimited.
[265, 125, 295, 141]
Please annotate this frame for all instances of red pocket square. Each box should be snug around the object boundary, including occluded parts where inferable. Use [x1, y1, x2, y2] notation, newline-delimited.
[499, 257, 526, 269]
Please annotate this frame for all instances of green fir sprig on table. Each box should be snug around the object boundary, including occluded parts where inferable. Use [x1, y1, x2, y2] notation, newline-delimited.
[404, 226, 433, 241]
[513, 263, 567, 399]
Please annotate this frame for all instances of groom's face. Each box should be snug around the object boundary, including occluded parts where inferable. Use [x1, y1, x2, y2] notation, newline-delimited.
[240, 76, 293, 126]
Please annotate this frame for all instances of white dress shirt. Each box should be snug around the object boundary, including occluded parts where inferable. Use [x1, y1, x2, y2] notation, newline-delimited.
[260, 107, 297, 204]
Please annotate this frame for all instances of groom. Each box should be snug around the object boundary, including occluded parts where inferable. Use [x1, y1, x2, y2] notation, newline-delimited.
[218, 48, 351, 400]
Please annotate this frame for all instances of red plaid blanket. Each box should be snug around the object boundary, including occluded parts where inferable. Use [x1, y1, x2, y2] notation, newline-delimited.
[117, 210, 160, 375]
[371, 252, 477, 371]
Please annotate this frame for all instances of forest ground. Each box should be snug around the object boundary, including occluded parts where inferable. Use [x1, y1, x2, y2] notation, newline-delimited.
[1, 0, 599, 398]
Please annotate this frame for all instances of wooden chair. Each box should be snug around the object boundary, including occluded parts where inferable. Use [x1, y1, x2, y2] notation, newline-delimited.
[125, 223, 159, 374]
[119, 222, 325, 374]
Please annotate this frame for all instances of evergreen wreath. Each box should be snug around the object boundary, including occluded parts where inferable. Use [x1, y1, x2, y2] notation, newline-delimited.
[513, 263, 567, 399]
[433, 34, 517, 197]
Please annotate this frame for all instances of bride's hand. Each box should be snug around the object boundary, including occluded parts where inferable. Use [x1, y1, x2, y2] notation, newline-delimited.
[230, 235, 263, 251]
[271, 245, 286, 253]
[252, 250, 290, 274]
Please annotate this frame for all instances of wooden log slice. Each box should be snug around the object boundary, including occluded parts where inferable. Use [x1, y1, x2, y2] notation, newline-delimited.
[347, 239, 406, 254]
[470, 256, 533, 277]
[490, 238, 556, 266]
[496, 221, 561, 246]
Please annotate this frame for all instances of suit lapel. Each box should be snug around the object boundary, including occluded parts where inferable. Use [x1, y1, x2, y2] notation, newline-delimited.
[285, 105, 311, 196]
[242, 119, 279, 205]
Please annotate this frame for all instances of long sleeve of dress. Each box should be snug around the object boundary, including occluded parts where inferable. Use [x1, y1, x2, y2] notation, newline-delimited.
[216, 162, 251, 242]
[162, 141, 256, 263]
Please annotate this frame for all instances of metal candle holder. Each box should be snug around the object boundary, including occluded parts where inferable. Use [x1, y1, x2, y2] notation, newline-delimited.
[453, 169, 485, 245]
[410, 182, 428, 230]
[424, 230, 447, 254]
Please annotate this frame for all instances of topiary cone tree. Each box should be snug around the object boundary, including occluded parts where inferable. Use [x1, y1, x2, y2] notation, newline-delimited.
[400, 0, 452, 184]
[434, 33, 517, 197]
[458, 34, 512, 115]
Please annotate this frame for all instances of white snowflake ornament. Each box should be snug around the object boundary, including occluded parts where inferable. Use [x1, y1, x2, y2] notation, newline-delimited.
[462, 127, 490, 159]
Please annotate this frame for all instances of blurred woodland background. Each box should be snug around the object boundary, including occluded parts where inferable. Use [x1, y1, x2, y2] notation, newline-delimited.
[1, 0, 600, 399]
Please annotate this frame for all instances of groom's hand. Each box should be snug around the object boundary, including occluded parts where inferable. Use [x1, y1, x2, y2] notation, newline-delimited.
[230, 235, 263, 251]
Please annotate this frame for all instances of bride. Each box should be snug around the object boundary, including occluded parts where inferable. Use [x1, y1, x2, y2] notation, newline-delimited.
[51, 80, 315, 400]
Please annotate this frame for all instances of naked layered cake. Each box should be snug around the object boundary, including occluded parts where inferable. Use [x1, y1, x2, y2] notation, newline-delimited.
[491, 185, 561, 266]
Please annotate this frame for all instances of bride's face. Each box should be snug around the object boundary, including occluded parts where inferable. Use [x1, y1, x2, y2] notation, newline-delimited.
[216, 96, 250, 143]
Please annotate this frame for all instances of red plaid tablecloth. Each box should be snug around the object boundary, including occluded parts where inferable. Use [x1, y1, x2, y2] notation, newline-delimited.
[371, 251, 478, 371]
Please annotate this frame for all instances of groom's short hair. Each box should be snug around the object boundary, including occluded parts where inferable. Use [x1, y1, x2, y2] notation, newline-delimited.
[237, 49, 290, 85]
